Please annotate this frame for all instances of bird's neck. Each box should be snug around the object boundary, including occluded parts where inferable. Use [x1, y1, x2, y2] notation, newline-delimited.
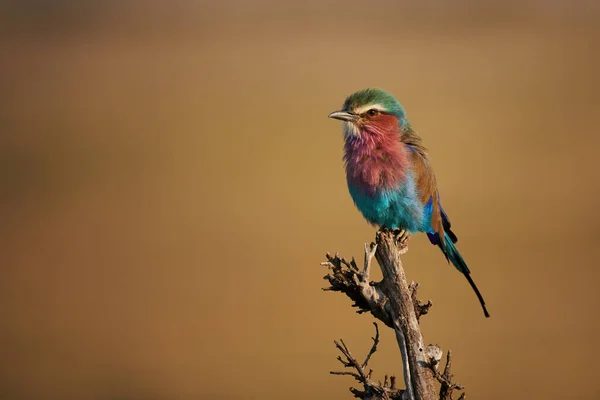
[344, 126, 410, 195]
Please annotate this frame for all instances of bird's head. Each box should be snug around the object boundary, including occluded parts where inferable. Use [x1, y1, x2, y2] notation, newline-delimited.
[328, 88, 407, 139]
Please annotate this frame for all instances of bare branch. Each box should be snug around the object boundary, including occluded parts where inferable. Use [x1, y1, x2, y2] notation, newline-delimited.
[323, 231, 469, 400]
[428, 349, 465, 400]
[331, 371, 362, 379]
[362, 243, 378, 282]
[362, 322, 380, 369]
[408, 282, 433, 321]
[374, 231, 437, 399]
[322, 251, 393, 328]
[330, 323, 404, 400]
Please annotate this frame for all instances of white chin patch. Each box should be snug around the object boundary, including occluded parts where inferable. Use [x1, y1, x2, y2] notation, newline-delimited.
[343, 121, 360, 137]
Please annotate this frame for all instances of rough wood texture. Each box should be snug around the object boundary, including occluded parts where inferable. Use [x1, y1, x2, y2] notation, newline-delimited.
[323, 230, 467, 400]
[374, 231, 437, 400]
[408, 282, 432, 322]
[322, 245, 393, 328]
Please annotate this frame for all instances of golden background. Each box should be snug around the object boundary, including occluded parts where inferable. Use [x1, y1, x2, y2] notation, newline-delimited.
[1, 1, 599, 399]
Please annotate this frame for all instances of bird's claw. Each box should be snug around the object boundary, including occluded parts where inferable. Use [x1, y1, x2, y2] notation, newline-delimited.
[392, 229, 410, 254]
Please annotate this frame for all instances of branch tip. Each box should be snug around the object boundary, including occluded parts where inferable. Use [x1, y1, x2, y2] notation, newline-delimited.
[330, 323, 404, 399]
[432, 348, 466, 400]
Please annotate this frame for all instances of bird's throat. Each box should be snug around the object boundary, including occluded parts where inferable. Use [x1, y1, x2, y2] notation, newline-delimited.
[344, 126, 410, 195]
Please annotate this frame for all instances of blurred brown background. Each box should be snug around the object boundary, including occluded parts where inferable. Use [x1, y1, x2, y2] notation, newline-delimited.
[1, 1, 600, 399]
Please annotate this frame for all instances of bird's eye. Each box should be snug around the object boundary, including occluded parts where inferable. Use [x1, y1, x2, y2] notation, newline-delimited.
[367, 109, 379, 116]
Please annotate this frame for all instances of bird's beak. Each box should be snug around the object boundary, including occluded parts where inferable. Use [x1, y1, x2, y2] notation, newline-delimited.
[328, 110, 358, 122]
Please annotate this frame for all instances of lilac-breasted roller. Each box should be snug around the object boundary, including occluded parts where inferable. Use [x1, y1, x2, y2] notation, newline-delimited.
[328, 88, 489, 318]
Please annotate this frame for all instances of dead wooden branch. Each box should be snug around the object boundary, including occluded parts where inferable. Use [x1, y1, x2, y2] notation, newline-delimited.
[373, 230, 437, 400]
[322, 247, 393, 329]
[322, 248, 433, 328]
[331, 322, 404, 400]
[323, 230, 468, 400]
[429, 349, 465, 400]
[408, 282, 432, 322]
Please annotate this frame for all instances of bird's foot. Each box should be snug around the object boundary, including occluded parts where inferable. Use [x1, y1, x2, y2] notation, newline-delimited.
[392, 229, 410, 254]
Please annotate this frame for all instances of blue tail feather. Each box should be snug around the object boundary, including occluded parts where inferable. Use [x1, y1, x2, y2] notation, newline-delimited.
[438, 232, 490, 318]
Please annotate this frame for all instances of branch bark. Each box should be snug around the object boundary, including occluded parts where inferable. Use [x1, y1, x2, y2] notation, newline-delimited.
[374, 231, 437, 400]
[322, 230, 467, 400]
[322, 247, 393, 329]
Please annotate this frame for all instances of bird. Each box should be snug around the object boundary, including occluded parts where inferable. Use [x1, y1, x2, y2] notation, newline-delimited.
[328, 88, 489, 318]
